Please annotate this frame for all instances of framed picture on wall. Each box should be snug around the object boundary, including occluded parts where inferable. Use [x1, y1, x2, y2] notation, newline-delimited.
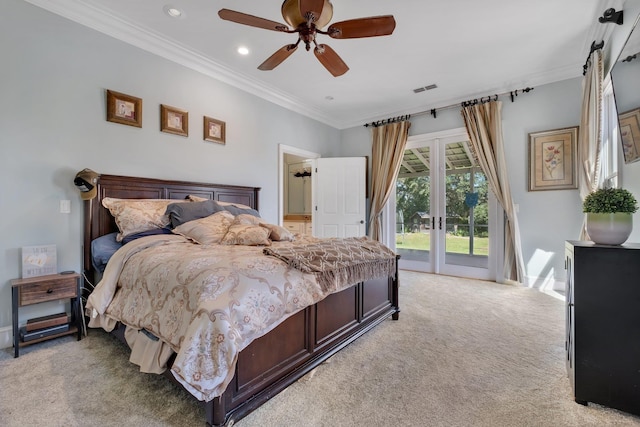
[203, 116, 225, 144]
[619, 107, 640, 164]
[528, 126, 578, 191]
[161, 104, 189, 137]
[106, 90, 142, 128]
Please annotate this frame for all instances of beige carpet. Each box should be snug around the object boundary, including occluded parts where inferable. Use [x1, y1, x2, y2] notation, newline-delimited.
[1, 271, 639, 427]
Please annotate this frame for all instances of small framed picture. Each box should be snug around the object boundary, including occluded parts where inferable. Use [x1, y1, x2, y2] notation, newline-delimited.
[203, 116, 226, 144]
[106, 90, 142, 128]
[619, 107, 640, 164]
[528, 126, 578, 191]
[161, 104, 189, 137]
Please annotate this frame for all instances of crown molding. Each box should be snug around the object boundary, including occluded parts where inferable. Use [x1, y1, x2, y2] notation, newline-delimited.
[342, 61, 583, 130]
[22, 0, 341, 128]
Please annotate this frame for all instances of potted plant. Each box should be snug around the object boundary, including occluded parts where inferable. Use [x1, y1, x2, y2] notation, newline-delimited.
[583, 187, 638, 245]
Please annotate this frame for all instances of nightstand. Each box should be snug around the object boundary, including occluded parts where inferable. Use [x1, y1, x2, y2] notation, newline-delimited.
[11, 272, 83, 358]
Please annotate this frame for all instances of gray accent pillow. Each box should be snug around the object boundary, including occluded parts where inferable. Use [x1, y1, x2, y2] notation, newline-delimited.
[221, 204, 261, 217]
[166, 200, 226, 228]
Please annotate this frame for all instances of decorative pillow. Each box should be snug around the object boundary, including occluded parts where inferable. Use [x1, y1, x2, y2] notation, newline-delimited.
[260, 223, 296, 242]
[187, 195, 259, 216]
[166, 200, 226, 228]
[187, 194, 209, 202]
[221, 204, 261, 217]
[217, 200, 253, 210]
[121, 227, 174, 244]
[102, 198, 187, 242]
[172, 210, 235, 245]
[221, 223, 271, 246]
[91, 232, 121, 273]
[234, 213, 265, 225]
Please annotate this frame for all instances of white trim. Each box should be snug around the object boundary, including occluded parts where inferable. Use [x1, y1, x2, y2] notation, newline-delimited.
[22, 0, 593, 130]
[0, 326, 12, 350]
[23, 0, 339, 128]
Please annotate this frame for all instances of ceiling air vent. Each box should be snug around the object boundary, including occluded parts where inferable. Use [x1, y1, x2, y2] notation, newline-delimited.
[413, 84, 438, 94]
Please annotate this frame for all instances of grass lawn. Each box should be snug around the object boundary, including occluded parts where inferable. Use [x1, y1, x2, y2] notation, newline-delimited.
[396, 232, 488, 256]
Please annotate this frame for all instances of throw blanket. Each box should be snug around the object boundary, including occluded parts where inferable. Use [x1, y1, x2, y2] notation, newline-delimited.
[263, 237, 396, 293]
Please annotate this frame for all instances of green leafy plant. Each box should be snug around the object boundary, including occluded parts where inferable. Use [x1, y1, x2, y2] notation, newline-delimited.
[583, 188, 638, 214]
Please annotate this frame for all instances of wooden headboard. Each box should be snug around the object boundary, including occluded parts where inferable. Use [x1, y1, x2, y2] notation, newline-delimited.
[83, 174, 260, 282]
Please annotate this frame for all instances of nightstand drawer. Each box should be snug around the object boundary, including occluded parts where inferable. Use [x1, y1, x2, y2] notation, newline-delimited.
[19, 279, 77, 306]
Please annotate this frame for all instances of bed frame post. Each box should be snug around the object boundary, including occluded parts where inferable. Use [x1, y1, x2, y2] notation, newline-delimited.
[204, 397, 226, 427]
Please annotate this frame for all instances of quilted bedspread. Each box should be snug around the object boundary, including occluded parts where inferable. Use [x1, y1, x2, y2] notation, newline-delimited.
[86, 234, 394, 402]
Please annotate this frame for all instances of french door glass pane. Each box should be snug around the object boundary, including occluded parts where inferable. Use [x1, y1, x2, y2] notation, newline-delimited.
[444, 140, 489, 268]
[395, 146, 431, 263]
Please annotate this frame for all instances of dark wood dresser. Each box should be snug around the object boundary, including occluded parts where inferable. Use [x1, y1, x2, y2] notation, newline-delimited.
[565, 240, 640, 416]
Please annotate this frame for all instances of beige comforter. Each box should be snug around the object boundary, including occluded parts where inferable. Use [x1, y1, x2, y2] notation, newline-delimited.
[86, 234, 394, 402]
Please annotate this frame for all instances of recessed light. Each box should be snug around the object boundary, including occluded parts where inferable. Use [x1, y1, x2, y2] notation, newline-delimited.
[163, 5, 184, 18]
[237, 46, 250, 55]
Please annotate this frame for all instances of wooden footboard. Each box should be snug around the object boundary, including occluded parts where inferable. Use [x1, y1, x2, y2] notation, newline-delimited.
[208, 261, 400, 427]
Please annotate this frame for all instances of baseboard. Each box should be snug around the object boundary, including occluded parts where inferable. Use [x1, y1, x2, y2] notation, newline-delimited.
[0, 326, 13, 350]
[524, 275, 566, 300]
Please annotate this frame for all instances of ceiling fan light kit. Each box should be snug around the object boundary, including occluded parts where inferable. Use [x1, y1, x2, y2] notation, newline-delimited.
[218, 0, 395, 77]
[281, 0, 333, 28]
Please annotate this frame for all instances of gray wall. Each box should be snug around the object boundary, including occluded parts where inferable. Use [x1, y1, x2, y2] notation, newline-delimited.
[0, 0, 340, 340]
[341, 78, 585, 288]
[3, 0, 639, 344]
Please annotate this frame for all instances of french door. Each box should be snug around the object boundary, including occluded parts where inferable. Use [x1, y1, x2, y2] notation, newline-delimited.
[392, 128, 496, 280]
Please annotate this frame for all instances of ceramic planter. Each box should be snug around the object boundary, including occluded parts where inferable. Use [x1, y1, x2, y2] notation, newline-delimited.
[586, 212, 633, 245]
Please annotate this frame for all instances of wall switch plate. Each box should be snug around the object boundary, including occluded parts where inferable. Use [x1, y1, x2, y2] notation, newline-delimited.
[60, 200, 71, 213]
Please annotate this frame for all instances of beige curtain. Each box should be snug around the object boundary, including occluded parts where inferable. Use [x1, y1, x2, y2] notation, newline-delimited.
[461, 101, 525, 284]
[578, 48, 604, 240]
[368, 121, 411, 241]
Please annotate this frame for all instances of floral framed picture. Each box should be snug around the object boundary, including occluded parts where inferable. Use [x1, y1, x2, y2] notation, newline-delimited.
[528, 126, 578, 191]
[161, 104, 188, 137]
[203, 116, 225, 144]
[619, 107, 640, 164]
[106, 90, 142, 128]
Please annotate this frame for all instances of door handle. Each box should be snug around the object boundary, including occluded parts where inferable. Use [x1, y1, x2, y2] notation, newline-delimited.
[360, 220, 364, 224]
[439, 217, 442, 230]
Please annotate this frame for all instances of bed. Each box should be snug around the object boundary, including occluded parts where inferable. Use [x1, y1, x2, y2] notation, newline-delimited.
[82, 173, 400, 427]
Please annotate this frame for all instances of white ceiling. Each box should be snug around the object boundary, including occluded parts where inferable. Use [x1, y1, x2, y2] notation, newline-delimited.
[26, 0, 609, 129]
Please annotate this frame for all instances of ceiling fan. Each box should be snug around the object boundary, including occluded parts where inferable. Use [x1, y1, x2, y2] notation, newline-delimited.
[218, 0, 396, 77]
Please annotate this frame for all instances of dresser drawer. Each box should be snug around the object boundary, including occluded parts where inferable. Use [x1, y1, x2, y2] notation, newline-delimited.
[283, 221, 305, 233]
[19, 279, 77, 306]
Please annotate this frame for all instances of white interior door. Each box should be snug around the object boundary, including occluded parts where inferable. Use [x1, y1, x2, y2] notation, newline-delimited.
[313, 157, 366, 237]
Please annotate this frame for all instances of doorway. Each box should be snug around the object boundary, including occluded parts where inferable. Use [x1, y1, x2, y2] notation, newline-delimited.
[391, 128, 496, 281]
[278, 144, 320, 230]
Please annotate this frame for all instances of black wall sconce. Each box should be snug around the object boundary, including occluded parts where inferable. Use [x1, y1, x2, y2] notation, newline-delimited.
[599, 8, 623, 25]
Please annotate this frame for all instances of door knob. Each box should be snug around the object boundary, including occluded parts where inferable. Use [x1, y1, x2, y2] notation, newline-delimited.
[360, 220, 365, 224]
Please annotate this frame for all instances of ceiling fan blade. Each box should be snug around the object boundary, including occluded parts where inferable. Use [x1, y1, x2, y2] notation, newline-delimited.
[328, 15, 396, 39]
[314, 44, 349, 77]
[299, 0, 325, 22]
[218, 9, 288, 32]
[258, 45, 299, 70]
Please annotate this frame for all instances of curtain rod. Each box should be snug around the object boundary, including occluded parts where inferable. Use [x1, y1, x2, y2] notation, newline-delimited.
[582, 40, 604, 75]
[363, 86, 534, 128]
